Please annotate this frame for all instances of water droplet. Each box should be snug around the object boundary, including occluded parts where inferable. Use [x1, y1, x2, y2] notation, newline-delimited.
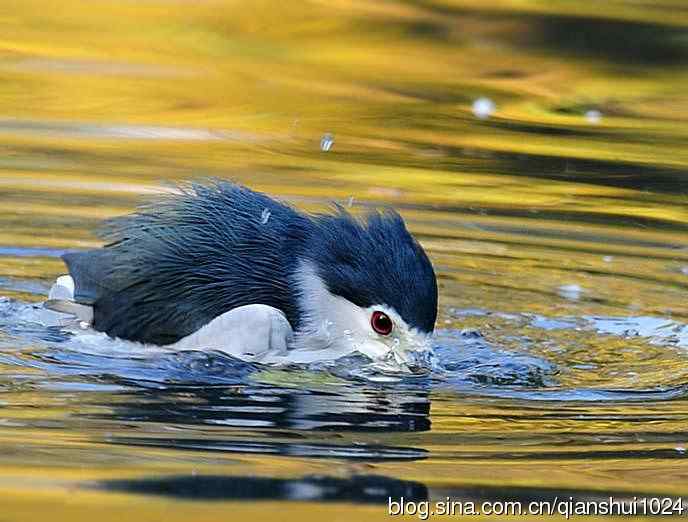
[681, 266, 688, 275]
[347, 195, 354, 208]
[260, 208, 271, 224]
[320, 133, 334, 152]
[585, 109, 602, 124]
[602, 255, 614, 263]
[472, 97, 495, 119]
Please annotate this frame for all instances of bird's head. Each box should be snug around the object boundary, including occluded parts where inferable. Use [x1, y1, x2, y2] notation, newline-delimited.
[290, 209, 437, 370]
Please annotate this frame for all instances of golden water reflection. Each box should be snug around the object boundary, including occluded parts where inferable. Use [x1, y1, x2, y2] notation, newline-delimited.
[1, 0, 688, 520]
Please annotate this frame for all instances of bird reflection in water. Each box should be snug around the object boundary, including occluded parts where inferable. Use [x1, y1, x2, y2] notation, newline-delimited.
[92, 380, 431, 460]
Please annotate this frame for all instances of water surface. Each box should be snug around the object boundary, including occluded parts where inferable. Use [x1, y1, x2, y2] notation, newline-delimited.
[1, 1, 688, 520]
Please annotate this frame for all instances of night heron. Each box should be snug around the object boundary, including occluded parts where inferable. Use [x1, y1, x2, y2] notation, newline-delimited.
[47, 181, 438, 367]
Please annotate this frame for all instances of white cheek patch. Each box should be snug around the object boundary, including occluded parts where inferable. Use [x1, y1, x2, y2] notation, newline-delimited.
[291, 261, 368, 353]
[363, 305, 432, 351]
[292, 261, 432, 362]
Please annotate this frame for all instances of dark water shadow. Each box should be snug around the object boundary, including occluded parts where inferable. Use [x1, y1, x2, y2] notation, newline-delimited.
[95, 474, 429, 503]
[402, 2, 688, 66]
[530, 15, 688, 67]
[93, 473, 680, 507]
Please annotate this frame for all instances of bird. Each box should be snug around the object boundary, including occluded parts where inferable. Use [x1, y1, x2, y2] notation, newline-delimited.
[46, 180, 438, 367]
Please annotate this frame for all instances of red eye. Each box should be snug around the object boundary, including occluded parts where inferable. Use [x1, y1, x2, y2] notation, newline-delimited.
[371, 311, 393, 335]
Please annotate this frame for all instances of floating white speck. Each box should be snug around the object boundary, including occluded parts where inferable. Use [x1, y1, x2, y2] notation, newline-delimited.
[320, 133, 334, 152]
[681, 266, 688, 275]
[260, 208, 271, 224]
[472, 97, 495, 119]
[558, 284, 583, 301]
[585, 109, 602, 124]
[602, 256, 614, 263]
[347, 196, 354, 208]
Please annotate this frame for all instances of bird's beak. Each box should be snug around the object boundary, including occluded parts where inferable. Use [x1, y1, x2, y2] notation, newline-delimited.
[394, 341, 435, 374]
[357, 335, 434, 374]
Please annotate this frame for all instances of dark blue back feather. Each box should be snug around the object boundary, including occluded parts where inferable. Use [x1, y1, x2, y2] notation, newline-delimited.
[65, 181, 310, 344]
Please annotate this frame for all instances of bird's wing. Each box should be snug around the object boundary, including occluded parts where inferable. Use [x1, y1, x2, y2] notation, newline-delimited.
[171, 304, 293, 359]
[45, 275, 293, 357]
[62, 250, 120, 305]
[57, 182, 307, 345]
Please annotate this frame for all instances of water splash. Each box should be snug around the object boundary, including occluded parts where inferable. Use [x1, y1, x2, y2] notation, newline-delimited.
[472, 97, 495, 119]
[585, 109, 602, 124]
[4, 298, 688, 403]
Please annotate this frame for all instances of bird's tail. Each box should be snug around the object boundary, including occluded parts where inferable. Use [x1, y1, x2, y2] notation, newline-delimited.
[44, 274, 94, 324]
